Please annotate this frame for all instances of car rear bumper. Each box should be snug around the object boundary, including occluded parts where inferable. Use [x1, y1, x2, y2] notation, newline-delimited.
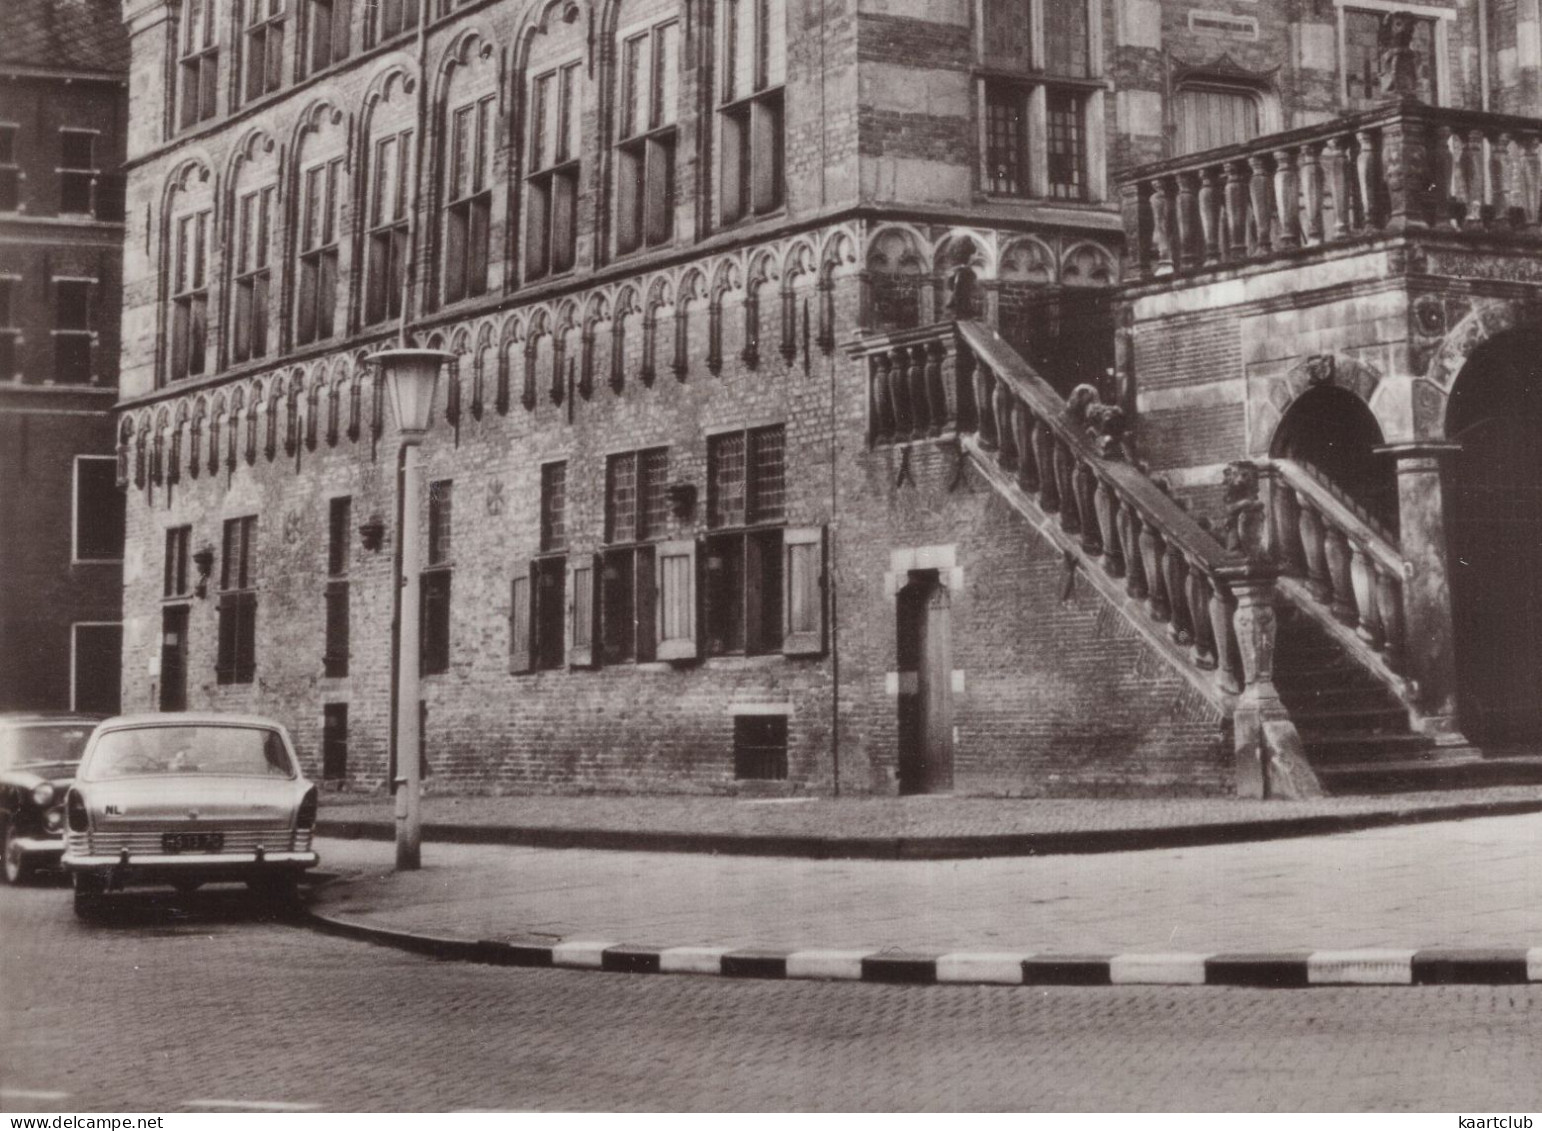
[11, 835, 64, 860]
[63, 850, 319, 884]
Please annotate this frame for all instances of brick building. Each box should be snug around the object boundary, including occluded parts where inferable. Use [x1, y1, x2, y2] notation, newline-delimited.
[112, 0, 1542, 796]
[0, 0, 128, 715]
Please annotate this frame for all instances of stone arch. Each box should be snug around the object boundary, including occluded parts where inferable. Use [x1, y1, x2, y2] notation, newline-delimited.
[674, 268, 708, 380]
[610, 284, 640, 393]
[209, 392, 228, 474]
[998, 236, 1057, 285]
[523, 305, 553, 410]
[865, 225, 927, 331]
[641, 275, 673, 386]
[189, 396, 207, 478]
[1252, 352, 1384, 458]
[933, 230, 993, 278]
[1426, 298, 1542, 395]
[116, 414, 136, 487]
[472, 321, 496, 418]
[1061, 241, 1118, 288]
[709, 257, 744, 375]
[580, 292, 611, 400]
[498, 311, 525, 414]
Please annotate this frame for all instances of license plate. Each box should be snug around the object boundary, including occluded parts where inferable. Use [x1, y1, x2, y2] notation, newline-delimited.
[162, 832, 223, 853]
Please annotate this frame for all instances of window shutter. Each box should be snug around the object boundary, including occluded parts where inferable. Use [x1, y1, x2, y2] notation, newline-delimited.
[655, 538, 698, 661]
[720, 113, 744, 225]
[567, 555, 597, 667]
[470, 198, 490, 293]
[645, 138, 674, 244]
[332, 0, 351, 60]
[635, 544, 657, 662]
[750, 96, 781, 214]
[783, 526, 826, 656]
[509, 570, 533, 673]
[216, 593, 236, 680]
[297, 260, 318, 343]
[236, 592, 258, 682]
[526, 182, 550, 277]
[616, 148, 641, 254]
[552, 171, 577, 274]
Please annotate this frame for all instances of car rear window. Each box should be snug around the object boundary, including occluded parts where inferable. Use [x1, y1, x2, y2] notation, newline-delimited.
[0, 725, 94, 769]
[84, 726, 296, 780]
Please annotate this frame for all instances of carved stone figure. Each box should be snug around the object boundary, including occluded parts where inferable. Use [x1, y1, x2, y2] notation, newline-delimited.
[1221, 461, 1268, 560]
[944, 265, 981, 319]
[1378, 12, 1422, 100]
[1304, 355, 1336, 386]
[1066, 383, 1133, 460]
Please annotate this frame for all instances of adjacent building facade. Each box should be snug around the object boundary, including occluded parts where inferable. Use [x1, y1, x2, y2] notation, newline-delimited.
[0, 0, 128, 716]
[112, 0, 1542, 796]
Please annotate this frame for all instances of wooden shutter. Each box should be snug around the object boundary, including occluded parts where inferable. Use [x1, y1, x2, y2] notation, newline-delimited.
[470, 198, 490, 292]
[750, 97, 781, 214]
[655, 538, 698, 661]
[645, 138, 674, 244]
[635, 544, 657, 662]
[567, 555, 597, 667]
[236, 592, 258, 681]
[331, 0, 351, 60]
[216, 593, 236, 680]
[783, 526, 826, 656]
[526, 181, 550, 277]
[509, 570, 533, 673]
[720, 112, 744, 224]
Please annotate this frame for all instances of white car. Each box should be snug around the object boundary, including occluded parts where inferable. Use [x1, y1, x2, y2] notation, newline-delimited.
[61, 713, 319, 917]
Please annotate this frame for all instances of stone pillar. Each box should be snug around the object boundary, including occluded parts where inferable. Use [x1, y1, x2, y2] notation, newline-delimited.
[1377, 442, 1467, 744]
[1225, 573, 1323, 800]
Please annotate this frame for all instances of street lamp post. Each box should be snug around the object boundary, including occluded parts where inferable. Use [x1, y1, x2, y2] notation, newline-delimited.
[368, 348, 452, 871]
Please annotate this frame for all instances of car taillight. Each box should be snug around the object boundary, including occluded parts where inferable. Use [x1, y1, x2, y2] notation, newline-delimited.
[66, 789, 89, 833]
[297, 786, 318, 830]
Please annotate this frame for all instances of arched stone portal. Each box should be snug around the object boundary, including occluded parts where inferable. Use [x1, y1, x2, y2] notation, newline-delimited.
[1270, 385, 1398, 535]
[1445, 328, 1542, 744]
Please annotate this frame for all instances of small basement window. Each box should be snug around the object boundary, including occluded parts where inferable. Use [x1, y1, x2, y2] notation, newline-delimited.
[733, 714, 788, 781]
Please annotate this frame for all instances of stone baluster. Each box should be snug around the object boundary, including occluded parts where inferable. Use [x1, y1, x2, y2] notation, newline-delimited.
[1095, 482, 1124, 577]
[1322, 525, 1356, 623]
[1199, 167, 1222, 264]
[1349, 545, 1384, 648]
[1271, 477, 1306, 575]
[906, 345, 930, 439]
[1188, 563, 1218, 670]
[1446, 127, 1470, 226]
[1150, 177, 1175, 274]
[1074, 461, 1100, 553]
[1467, 128, 1491, 229]
[1175, 172, 1199, 269]
[1356, 128, 1381, 229]
[1163, 549, 1193, 645]
[1054, 441, 1079, 534]
[1273, 147, 1301, 249]
[954, 342, 978, 432]
[993, 377, 1017, 468]
[1248, 153, 1274, 254]
[1210, 584, 1242, 695]
[870, 354, 895, 445]
[1139, 522, 1170, 622]
[1121, 181, 1148, 278]
[973, 359, 998, 449]
[1499, 132, 1522, 227]
[1375, 567, 1405, 672]
[1300, 144, 1324, 244]
[927, 341, 953, 434]
[1012, 400, 1038, 493]
[1034, 419, 1059, 512]
[1296, 496, 1331, 603]
[1224, 160, 1249, 260]
[1118, 504, 1146, 598]
[1522, 134, 1541, 225]
[890, 347, 915, 440]
[1324, 136, 1350, 238]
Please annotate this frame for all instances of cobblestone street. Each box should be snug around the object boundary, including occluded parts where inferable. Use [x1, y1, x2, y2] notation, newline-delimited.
[5, 878, 1542, 1111]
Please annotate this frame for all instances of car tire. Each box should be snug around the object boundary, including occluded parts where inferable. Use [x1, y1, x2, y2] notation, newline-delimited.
[2, 820, 35, 886]
[72, 872, 107, 919]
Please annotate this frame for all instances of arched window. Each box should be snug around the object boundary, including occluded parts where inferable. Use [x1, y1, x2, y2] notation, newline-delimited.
[440, 37, 499, 305]
[236, 0, 287, 105]
[363, 74, 416, 327]
[524, 9, 585, 280]
[178, 0, 221, 130]
[717, 0, 784, 224]
[228, 134, 280, 364]
[166, 165, 215, 384]
[296, 107, 348, 345]
[615, 11, 679, 254]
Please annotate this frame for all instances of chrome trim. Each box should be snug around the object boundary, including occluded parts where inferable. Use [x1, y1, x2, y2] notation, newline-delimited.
[62, 850, 319, 868]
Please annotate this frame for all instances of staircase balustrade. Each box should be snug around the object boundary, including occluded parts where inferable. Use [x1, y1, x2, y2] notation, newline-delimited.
[1263, 460, 1408, 674]
[1119, 100, 1542, 278]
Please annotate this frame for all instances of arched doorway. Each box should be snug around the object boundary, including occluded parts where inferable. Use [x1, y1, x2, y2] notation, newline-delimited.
[1271, 385, 1399, 535]
[1446, 329, 1542, 744]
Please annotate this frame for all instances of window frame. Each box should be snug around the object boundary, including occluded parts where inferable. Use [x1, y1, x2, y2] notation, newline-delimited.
[364, 127, 413, 327]
[169, 208, 212, 381]
[73, 455, 125, 564]
[524, 57, 583, 281]
[164, 524, 193, 597]
[0, 124, 19, 212]
[324, 495, 350, 677]
[57, 130, 99, 216]
[0, 274, 19, 381]
[239, 0, 287, 106]
[217, 514, 259, 684]
[615, 18, 680, 256]
[1337, 1, 1450, 110]
[979, 79, 1095, 202]
[421, 480, 453, 675]
[600, 447, 669, 665]
[178, 0, 221, 130]
[298, 0, 350, 79]
[230, 185, 275, 363]
[716, 0, 785, 227]
[704, 425, 787, 658]
[442, 94, 495, 305]
[526, 461, 568, 672]
[1173, 81, 1265, 157]
[296, 156, 342, 346]
[52, 276, 94, 385]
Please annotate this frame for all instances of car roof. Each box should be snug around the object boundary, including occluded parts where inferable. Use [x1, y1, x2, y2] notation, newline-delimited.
[97, 713, 291, 730]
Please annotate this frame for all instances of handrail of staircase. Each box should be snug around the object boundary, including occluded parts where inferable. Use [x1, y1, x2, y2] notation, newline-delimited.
[1265, 458, 1409, 673]
[1284, 458, 1398, 547]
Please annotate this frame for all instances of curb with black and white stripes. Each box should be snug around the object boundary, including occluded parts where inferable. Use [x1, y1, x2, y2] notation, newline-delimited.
[309, 912, 1542, 987]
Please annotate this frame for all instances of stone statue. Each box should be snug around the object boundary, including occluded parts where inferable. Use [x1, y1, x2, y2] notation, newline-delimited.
[1221, 461, 1268, 561]
[1378, 12, 1422, 100]
[1066, 383, 1133, 460]
[944, 265, 981, 319]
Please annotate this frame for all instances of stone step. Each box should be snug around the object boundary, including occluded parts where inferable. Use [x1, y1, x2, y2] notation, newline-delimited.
[1291, 706, 1412, 737]
[1301, 732, 1439, 766]
[1318, 753, 1542, 795]
[1278, 684, 1404, 713]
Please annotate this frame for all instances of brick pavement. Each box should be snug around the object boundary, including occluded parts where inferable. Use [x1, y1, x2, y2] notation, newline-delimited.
[312, 808, 1542, 957]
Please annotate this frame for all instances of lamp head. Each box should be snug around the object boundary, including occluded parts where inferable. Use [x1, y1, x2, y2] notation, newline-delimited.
[368, 349, 453, 440]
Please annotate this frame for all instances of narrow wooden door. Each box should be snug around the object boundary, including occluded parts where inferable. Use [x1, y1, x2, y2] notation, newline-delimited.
[897, 572, 953, 794]
[159, 605, 189, 712]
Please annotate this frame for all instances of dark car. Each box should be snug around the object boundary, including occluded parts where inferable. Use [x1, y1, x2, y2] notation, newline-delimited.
[0, 713, 102, 884]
